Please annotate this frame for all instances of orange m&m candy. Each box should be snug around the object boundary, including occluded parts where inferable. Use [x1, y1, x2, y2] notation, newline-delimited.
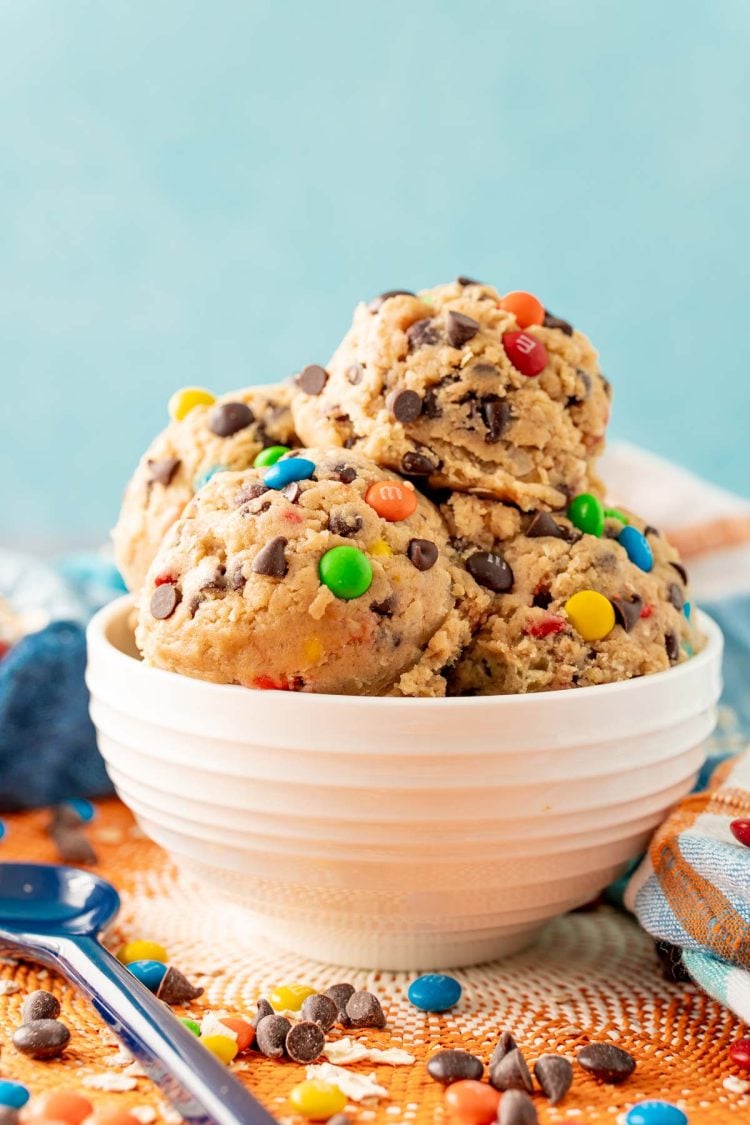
[499, 290, 545, 328]
[219, 1016, 255, 1052]
[82, 1111, 142, 1125]
[365, 480, 418, 522]
[444, 1079, 501, 1124]
[27, 1091, 93, 1122]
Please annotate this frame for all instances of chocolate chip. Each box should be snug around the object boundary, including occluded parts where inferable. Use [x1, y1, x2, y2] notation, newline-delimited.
[188, 595, 204, 616]
[329, 463, 358, 484]
[601, 373, 613, 397]
[610, 594, 643, 632]
[150, 584, 180, 620]
[407, 538, 438, 571]
[568, 370, 592, 406]
[252, 998, 274, 1028]
[255, 1014, 292, 1058]
[285, 1020, 325, 1063]
[147, 458, 181, 486]
[481, 397, 511, 443]
[0, 1109, 20, 1125]
[456, 275, 483, 286]
[347, 363, 364, 385]
[670, 560, 688, 584]
[446, 310, 480, 348]
[401, 450, 437, 476]
[406, 318, 440, 350]
[471, 362, 501, 378]
[368, 289, 415, 313]
[466, 551, 514, 593]
[427, 1049, 484, 1085]
[280, 481, 301, 504]
[50, 803, 85, 829]
[252, 536, 288, 578]
[387, 388, 422, 423]
[498, 1089, 538, 1125]
[667, 582, 685, 610]
[665, 630, 680, 665]
[644, 525, 660, 537]
[52, 827, 97, 865]
[371, 595, 396, 617]
[208, 401, 254, 437]
[532, 589, 553, 610]
[296, 364, 329, 395]
[236, 482, 270, 507]
[13, 1019, 70, 1059]
[345, 990, 386, 1029]
[577, 1042, 635, 1084]
[22, 990, 60, 1024]
[422, 387, 442, 419]
[534, 1055, 573, 1105]
[543, 310, 574, 335]
[526, 511, 566, 539]
[156, 966, 204, 1005]
[324, 982, 355, 1025]
[230, 566, 247, 590]
[489, 1031, 516, 1069]
[199, 565, 227, 592]
[300, 994, 338, 1032]
[490, 1047, 533, 1093]
[328, 510, 363, 538]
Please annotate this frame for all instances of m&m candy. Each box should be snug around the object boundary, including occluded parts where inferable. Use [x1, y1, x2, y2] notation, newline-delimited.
[365, 479, 418, 521]
[201, 1034, 238, 1064]
[118, 939, 168, 965]
[408, 973, 462, 1012]
[269, 983, 317, 1011]
[568, 493, 605, 537]
[126, 959, 168, 992]
[263, 457, 315, 490]
[0, 1082, 29, 1109]
[499, 290, 545, 328]
[288, 1079, 347, 1119]
[565, 590, 615, 641]
[730, 821, 750, 848]
[26, 1089, 92, 1121]
[604, 507, 629, 525]
[181, 1018, 201, 1036]
[194, 465, 229, 491]
[729, 1036, 750, 1067]
[502, 331, 548, 376]
[443, 1079, 500, 1124]
[319, 547, 373, 600]
[168, 387, 215, 421]
[618, 525, 654, 572]
[219, 1016, 255, 1051]
[625, 1102, 687, 1125]
[253, 445, 290, 468]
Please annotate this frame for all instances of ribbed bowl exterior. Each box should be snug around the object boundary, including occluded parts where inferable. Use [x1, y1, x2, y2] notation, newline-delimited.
[86, 598, 723, 970]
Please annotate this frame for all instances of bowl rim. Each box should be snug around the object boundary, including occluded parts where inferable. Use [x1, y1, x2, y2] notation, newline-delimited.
[87, 596, 723, 712]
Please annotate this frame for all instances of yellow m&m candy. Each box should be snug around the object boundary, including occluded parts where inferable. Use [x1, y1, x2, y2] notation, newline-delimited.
[269, 983, 316, 1012]
[201, 1034, 238, 1065]
[564, 590, 615, 641]
[117, 939, 168, 965]
[289, 1080, 347, 1119]
[168, 387, 216, 422]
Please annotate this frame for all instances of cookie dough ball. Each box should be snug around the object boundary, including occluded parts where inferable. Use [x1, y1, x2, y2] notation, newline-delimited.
[113, 383, 298, 591]
[292, 280, 610, 509]
[135, 449, 488, 697]
[443, 492, 702, 694]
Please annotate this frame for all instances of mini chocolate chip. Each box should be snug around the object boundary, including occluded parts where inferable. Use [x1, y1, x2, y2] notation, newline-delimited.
[324, 982, 355, 1026]
[52, 827, 97, 865]
[466, 551, 514, 593]
[446, 310, 480, 348]
[255, 1014, 292, 1058]
[610, 594, 643, 632]
[147, 458, 181, 486]
[371, 594, 397, 617]
[567, 369, 592, 406]
[601, 373, 613, 397]
[532, 589, 553, 610]
[490, 1047, 533, 1093]
[188, 595, 204, 616]
[300, 994, 338, 1032]
[343, 435, 359, 448]
[13, 1019, 70, 1059]
[285, 1020, 325, 1063]
[0, 1109, 19, 1125]
[456, 275, 482, 286]
[481, 397, 511, 443]
[526, 511, 566, 539]
[296, 364, 329, 395]
[150, 584, 180, 620]
[345, 990, 386, 1029]
[665, 630, 680, 664]
[252, 998, 274, 1028]
[401, 450, 437, 476]
[252, 536, 288, 578]
[230, 566, 247, 590]
[50, 803, 85, 829]
[543, 310, 574, 335]
[577, 1042, 635, 1084]
[427, 1049, 484, 1085]
[156, 966, 204, 1005]
[644, 524, 660, 537]
[406, 318, 440, 350]
[199, 565, 227, 592]
[667, 582, 685, 610]
[387, 388, 422, 423]
[22, 990, 60, 1024]
[498, 1089, 538, 1125]
[209, 401, 254, 437]
[368, 289, 415, 313]
[328, 510, 363, 538]
[422, 387, 442, 419]
[471, 362, 501, 378]
[236, 482, 269, 506]
[347, 363, 364, 385]
[534, 1054, 573, 1105]
[279, 481, 301, 505]
[670, 560, 688, 583]
[330, 463, 358, 484]
[407, 538, 438, 571]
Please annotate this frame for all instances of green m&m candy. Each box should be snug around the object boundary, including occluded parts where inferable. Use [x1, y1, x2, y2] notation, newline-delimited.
[568, 492, 605, 537]
[253, 445, 290, 468]
[319, 546, 373, 599]
[604, 506, 630, 525]
[182, 1018, 201, 1036]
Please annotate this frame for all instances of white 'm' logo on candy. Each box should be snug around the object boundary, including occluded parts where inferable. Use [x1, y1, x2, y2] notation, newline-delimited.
[515, 333, 537, 355]
[379, 486, 404, 501]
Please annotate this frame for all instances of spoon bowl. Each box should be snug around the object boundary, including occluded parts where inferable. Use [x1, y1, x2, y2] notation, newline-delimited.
[0, 863, 119, 937]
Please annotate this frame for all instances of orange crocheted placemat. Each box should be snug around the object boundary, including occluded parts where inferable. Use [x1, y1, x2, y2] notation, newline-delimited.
[0, 799, 748, 1124]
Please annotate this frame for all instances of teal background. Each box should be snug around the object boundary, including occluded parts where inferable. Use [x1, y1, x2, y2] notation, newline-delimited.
[2, 0, 749, 548]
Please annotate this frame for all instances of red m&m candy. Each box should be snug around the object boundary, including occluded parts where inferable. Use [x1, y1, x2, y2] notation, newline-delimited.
[502, 331, 547, 376]
[729, 1037, 750, 1068]
[730, 819, 750, 847]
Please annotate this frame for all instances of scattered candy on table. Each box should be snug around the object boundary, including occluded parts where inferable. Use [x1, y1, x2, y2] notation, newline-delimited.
[319, 546, 373, 600]
[729, 820, 750, 848]
[268, 982, 317, 1011]
[168, 386, 215, 422]
[0, 1083, 29, 1110]
[625, 1102, 688, 1125]
[263, 456, 316, 490]
[181, 1017, 201, 1036]
[117, 938, 168, 965]
[443, 1078, 501, 1124]
[253, 445, 290, 468]
[201, 1033, 238, 1064]
[729, 1036, 750, 1067]
[289, 1078, 347, 1119]
[125, 958, 168, 992]
[564, 590, 616, 641]
[26, 1089, 93, 1121]
[408, 973, 462, 1012]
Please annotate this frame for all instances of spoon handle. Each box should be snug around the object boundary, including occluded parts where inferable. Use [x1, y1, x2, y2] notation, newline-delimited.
[56, 934, 277, 1125]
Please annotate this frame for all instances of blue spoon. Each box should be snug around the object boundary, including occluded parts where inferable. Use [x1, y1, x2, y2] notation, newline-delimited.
[0, 863, 277, 1125]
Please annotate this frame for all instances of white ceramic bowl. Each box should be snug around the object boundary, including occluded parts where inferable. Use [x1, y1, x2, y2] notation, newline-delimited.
[86, 598, 723, 970]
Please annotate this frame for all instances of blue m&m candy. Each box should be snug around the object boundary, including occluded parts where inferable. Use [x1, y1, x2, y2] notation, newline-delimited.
[194, 465, 229, 491]
[65, 798, 96, 822]
[127, 959, 168, 992]
[263, 457, 315, 490]
[407, 973, 462, 1012]
[618, 525, 654, 572]
[625, 1102, 687, 1125]
[0, 819, 6, 841]
[0, 1081, 30, 1109]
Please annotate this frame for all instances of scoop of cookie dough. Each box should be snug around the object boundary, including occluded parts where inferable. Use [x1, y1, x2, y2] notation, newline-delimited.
[292, 279, 610, 509]
[442, 492, 702, 694]
[113, 383, 298, 591]
[135, 448, 488, 696]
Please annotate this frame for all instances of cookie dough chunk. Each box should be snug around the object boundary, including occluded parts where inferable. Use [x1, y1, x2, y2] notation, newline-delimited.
[136, 449, 487, 696]
[292, 280, 610, 509]
[443, 492, 702, 694]
[113, 384, 298, 591]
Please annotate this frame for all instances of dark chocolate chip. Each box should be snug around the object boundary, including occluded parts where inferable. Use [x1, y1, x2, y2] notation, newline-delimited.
[285, 1020, 325, 1063]
[466, 551, 514, 593]
[22, 990, 60, 1024]
[427, 1049, 484, 1085]
[255, 1014, 292, 1058]
[446, 310, 480, 348]
[208, 401, 254, 437]
[422, 387, 442, 419]
[300, 994, 338, 1032]
[610, 594, 643, 632]
[199, 565, 227, 592]
[498, 1089, 538, 1125]
[50, 803, 85, 830]
[296, 364, 329, 395]
[147, 458, 181, 486]
[568, 370, 592, 406]
[230, 566, 246, 590]
[667, 582, 685, 610]
[534, 1054, 573, 1105]
[156, 966, 204, 1005]
[328, 510, 363, 538]
[236, 482, 270, 507]
[345, 990, 386, 1029]
[12, 1019, 70, 1059]
[371, 595, 397, 617]
[368, 289, 415, 313]
[51, 827, 97, 865]
[481, 397, 511, 443]
[456, 275, 483, 286]
[490, 1031, 517, 1067]
[406, 318, 440, 350]
[532, 589, 553, 610]
[577, 1042, 635, 1084]
[526, 511, 566, 540]
[644, 525, 661, 538]
[252, 536, 288, 578]
[347, 363, 364, 385]
[654, 940, 691, 983]
[670, 560, 688, 584]
[343, 436, 359, 449]
[401, 451, 437, 476]
[601, 373, 613, 397]
[0, 1109, 19, 1125]
[324, 982, 355, 1023]
[471, 362, 501, 378]
[188, 595, 204, 617]
[387, 388, 422, 423]
[407, 538, 438, 571]
[490, 1047, 533, 1093]
[252, 998, 274, 1028]
[150, 584, 180, 620]
[542, 310, 574, 335]
[329, 463, 358, 484]
[665, 630, 680, 664]
[282, 481, 302, 504]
